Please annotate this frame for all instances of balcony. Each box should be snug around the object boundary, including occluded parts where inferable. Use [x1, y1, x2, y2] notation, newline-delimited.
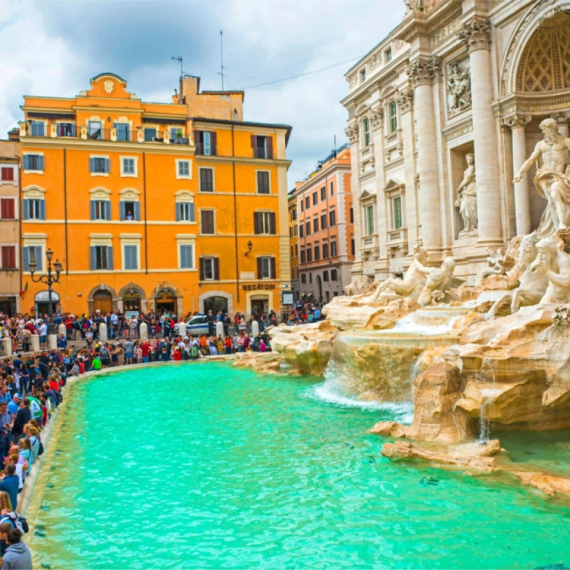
[361, 233, 378, 251]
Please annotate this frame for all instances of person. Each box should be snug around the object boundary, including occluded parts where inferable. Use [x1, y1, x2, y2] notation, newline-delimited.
[0, 467, 18, 513]
[10, 402, 30, 444]
[17, 440, 31, 478]
[0, 522, 13, 558]
[1, 528, 32, 569]
[0, 493, 12, 514]
[124, 339, 134, 365]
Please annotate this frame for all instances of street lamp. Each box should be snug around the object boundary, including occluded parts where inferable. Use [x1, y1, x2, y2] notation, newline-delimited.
[245, 240, 253, 256]
[29, 248, 63, 334]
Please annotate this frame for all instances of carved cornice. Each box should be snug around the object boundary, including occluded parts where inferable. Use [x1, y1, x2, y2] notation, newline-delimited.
[406, 56, 441, 87]
[493, 91, 570, 119]
[370, 106, 384, 130]
[502, 112, 532, 129]
[458, 19, 491, 52]
[397, 89, 414, 114]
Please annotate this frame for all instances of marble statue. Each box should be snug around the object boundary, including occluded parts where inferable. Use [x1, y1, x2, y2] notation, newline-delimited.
[476, 248, 505, 285]
[368, 245, 428, 302]
[345, 275, 373, 297]
[414, 256, 464, 307]
[513, 118, 570, 237]
[455, 153, 477, 235]
[486, 233, 548, 319]
[447, 62, 471, 112]
[532, 235, 570, 305]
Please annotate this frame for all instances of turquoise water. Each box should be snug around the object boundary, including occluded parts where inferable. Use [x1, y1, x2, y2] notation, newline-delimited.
[27, 362, 570, 569]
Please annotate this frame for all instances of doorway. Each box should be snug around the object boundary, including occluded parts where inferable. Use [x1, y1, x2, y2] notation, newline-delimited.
[250, 295, 268, 317]
[155, 288, 177, 315]
[93, 290, 113, 314]
[204, 296, 229, 315]
[122, 292, 141, 313]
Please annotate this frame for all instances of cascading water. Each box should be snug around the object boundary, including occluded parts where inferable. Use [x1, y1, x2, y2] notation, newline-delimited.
[478, 358, 499, 443]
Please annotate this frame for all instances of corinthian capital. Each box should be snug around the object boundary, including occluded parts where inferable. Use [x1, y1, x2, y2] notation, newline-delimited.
[344, 123, 359, 144]
[458, 19, 491, 52]
[397, 89, 414, 114]
[371, 106, 384, 130]
[502, 112, 531, 129]
[406, 56, 441, 87]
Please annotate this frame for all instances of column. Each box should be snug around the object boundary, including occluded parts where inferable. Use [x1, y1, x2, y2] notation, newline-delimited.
[407, 57, 442, 253]
[345, 122, 362, 273]
[459, 19, 502, 245]
[371, 105, 388, 263]
[503, 113, 532, 236]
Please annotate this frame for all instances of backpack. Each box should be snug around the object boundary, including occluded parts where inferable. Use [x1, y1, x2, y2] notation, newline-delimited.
[1, 513, 29, 534]
[38, 438, 44, 457]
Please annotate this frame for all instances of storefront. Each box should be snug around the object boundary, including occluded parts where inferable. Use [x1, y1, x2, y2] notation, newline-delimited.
[203, 295, 229, 315]
[35, 290, 60, 317]
[154, 287, 177, 315]
[122, 288, 142, 313]
[0, 296, 17, 317]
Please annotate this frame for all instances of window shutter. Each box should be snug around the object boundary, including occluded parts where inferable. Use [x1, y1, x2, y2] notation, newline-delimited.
[105, 158, 110, 173]
[38, 156, 44, 171]
[39, 200, 46, 220]
[134, 202, 140, 221]
[35, 246, 43, 271]
[105, 201, 111, 220]
[270, 257, 276, 279]
[23, 199, 30, 220]
[90, 246, 97, 270]
[254, 212, 260, 235]
[90, 201, 96, 220]
[89, 158, 94, 173]
[199, 257, 205, 280]
[257, 257, 263, 279]
[213, 257, 220, 280]
[266, 137, 273, 159]
[210, 132, 217, 156]
[22, 247, 29, 272]
[120, 202, 126, 221]
[107, 246, 114, 270]
[251, 135, 257, 158]
[270, 212, 276, 235]
[189, 202, 195, 222]
[22, 156, 29, 170]
[175, 203, 181, 222]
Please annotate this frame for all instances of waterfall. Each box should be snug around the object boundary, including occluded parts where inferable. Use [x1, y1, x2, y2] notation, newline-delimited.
[478, 358, 499, 443]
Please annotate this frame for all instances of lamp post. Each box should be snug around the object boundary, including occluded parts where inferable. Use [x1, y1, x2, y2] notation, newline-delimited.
[29, 248, 63, 335]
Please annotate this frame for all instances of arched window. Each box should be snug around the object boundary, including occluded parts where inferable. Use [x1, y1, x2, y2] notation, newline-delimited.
[362, 118, 371, 147]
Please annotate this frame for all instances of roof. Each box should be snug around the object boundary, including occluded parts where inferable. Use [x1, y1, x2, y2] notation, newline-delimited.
[190, 117, 292, 144]
[201, 90, 245, 95]
[91, 72, 127, 83]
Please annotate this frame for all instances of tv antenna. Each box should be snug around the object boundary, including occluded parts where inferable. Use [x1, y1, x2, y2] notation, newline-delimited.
[171, 56, 184, 78]
[217, 30, 227, 90]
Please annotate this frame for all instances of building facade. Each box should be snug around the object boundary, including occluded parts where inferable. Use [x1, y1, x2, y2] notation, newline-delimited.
[342, 0, 570, 283]
[294, 146, 354, 302]
[288, 193, 300, 298]
[19, 73, 291, 318]
[0, 140, 20, 316]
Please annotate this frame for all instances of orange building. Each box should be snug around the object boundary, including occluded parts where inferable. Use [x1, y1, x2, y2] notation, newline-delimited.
[293, 145, 354, 302]
[288, 192, 299, 298]
[19, 73, 292, 318]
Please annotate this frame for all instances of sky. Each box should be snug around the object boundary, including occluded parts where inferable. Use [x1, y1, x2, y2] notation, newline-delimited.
[0, 0, 404, 186]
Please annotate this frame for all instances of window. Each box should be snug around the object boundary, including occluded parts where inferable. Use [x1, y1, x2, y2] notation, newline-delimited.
[254, 212, 276, 235]
[389, 101, 398, 132]
[299, 224, 304, 238]
[313, 217, 319, 233]
[200, 168, 214, 192]
[179, 245, 194, 269]
[363, 118, 371, 147]
[90, 200, 111, 221]
[329, 209, 336, 227]
[366, 205, 375, 235]
[176, 202, 195, 222]
[360, 68, 366, 82]
[200, 257, 219, 280]
[330, 181, 334, 196]
[23, 155, 44, 171]
[90, 157, 110, 174]
[115, 123, 130, 141]
[321, 212, 327, 230]
[90, 246, 113, 270]
[24, 199, 45, 220]
[123, 245, 138, 270]
[122, 158, 136, 176]
[385, 48, 393, 63]
[351, 238, 355, 255]
[393, 196, 403, 229]
[300, 200, 304, 213]
[257, 171, 270, 194]
[57, 123, 76, 137]
[1, 168, 14, 181]
[178, 160, 191, 178]
[30, 121, 45, 136]
[320, 186, 326, 201]
[301, 273, 306, 284]
[295, 225, 298, 237]
[144, 128, 157, 142]
[300, 249, 306, 263]
[257, 256, 276, 279]
[305, 197, 310, 209]
[306, 248, 313, 262]
[290, 208, 297, 222]
[309, 273, 312, 284]
[290, 244, 294, 256]
[322, 242, 329, 259]
[314, 245, 320, 261]
[305, 221, 311, 236]
[196, 131, 217, 156]
[331, 269, 338, 281]
[312, 192, 318, 205]
[323, 270, 329, 282]
[1, 246, 16, 270]
[23, 246, 42, 271]
[201, 210, 215, 234]
[0, 199, 15, 220]
[331, 241, 337, 257]
[252, 135, 273, 159]
[120, 201, 140, 221]
[350, 207, 354, 223]
[88, 121, 102, 139]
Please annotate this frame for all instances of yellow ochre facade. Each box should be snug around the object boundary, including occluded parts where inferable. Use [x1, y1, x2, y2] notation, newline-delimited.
[19, 73, 292, 318]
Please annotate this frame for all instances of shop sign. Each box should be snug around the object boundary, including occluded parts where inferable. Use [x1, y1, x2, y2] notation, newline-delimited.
[242, 283, 277, 291]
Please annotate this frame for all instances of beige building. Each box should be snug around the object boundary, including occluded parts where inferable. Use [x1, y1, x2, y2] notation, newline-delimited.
[342, 0, 570, 283]
[0, 139, 20, 316]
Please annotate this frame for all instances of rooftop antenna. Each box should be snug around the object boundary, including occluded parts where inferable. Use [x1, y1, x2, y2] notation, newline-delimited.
[217, 30, 227, 90]
[171, 56, 184, 78]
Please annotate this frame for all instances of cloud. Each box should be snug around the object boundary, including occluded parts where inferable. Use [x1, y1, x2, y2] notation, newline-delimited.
[0, 0, 405, 185]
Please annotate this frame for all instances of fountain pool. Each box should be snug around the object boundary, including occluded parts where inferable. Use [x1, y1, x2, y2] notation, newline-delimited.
[27, 362, 570, 569]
